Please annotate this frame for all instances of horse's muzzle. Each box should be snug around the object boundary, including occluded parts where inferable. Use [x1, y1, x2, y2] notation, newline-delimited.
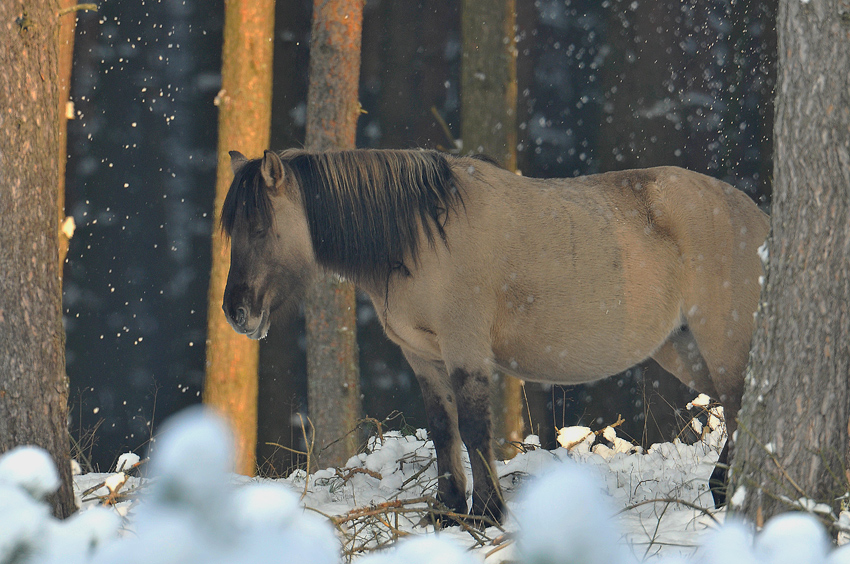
[222, 300, 269, 340]
[233, 307, 247, 329]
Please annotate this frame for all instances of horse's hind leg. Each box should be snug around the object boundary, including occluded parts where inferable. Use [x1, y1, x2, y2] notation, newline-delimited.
[681, 311, 751, 507]
[403, 352, 469, 517]
[651, 326, 718, 400]
[681, 302, 751, 442]
[662, 294, 755, 506]
[652, 326, 730, 505]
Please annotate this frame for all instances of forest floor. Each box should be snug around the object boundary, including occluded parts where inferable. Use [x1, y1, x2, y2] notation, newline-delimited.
[72, 396, 726, 562]
[6, 395, 845, 563]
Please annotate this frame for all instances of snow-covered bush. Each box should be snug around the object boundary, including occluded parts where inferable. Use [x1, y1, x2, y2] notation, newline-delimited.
[0, 446, 120, 564]
[513, 462, 636, 564]
[1, 408, 337, 564]
[90, 407, 340, 564]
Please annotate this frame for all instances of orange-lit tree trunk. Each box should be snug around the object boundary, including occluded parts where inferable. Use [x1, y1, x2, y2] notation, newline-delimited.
[304, 0, 364, 469]
[56, 1, 78, 271]
[56, 2, 95, 271]
[460, 0, 525, 458]
[205, 0, 275, 476]
[0, 0, 75, 518]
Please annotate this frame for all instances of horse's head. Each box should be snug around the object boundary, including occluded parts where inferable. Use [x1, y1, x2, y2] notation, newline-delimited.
[220, 150, 316, 339]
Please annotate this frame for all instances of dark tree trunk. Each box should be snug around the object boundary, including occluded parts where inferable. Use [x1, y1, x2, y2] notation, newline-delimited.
[460, 0, 525, 458]
[596, 0, 700, 447]
[730, 0, 850, 525]
[257, 0, 313, 477]
[304, 0, 364, 469]
[204, 0, 275, 476]
[460, 0, 518, 170]
[0, 0, 76, 518]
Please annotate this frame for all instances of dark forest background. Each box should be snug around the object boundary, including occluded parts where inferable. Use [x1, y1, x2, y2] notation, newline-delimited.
[63, 0, 775, 473]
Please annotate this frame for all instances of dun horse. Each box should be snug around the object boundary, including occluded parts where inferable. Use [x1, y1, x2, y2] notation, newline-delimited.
[220, 148, 769, 523]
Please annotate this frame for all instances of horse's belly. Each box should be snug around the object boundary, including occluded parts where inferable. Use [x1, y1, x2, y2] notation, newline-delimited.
[491, 318, 672, 385]
[489, 269, 683, 384]
[492, 349, 647, 385]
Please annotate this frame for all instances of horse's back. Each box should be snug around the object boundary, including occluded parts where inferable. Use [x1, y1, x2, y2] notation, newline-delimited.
[561, 165, 769, 357]
[570, 165, 768, 402]
[434, 162, 767, 384]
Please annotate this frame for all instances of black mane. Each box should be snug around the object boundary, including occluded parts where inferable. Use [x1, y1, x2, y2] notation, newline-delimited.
[221, 149, 465, 282]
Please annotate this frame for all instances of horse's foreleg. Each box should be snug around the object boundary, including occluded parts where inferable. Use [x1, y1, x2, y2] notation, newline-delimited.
[403, 353, 469, 516]
[450, 366, 504, 524]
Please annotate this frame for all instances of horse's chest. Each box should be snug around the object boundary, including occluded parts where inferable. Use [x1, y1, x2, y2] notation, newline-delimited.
[381, 316, 442, 363]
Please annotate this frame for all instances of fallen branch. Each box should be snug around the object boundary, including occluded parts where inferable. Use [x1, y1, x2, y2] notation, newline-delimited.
[331, 496, 433, 524]
[618, 497, 720, 526]
[335, 466, 383, 482]
[79, 458, 148, 499]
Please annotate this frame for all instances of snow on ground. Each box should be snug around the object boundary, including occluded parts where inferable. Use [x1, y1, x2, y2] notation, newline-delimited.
[3, 400, 850, 563]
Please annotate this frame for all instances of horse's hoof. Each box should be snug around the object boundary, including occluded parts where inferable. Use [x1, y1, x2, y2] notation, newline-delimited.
[709, 463, 728, 508]
[471, 500, 504, 529]
[710, 483, 727, 508]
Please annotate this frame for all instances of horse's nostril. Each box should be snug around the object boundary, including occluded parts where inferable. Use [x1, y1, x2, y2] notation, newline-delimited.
[235, 307, 247, 328]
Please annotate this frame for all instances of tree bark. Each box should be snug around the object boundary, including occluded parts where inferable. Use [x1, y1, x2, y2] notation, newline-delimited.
[204, 0, 275, 476]
[730, 0, 850, 525]
[0, 0, 76, 517]
[460, 0, 525, 457]
[304, 0, 364, 469]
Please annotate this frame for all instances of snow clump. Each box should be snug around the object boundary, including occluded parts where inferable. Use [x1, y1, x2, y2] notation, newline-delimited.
[0, 446, 120, 564]
[90, 406, 340, 564]
[0, 446, 60, 500]
[513, 462, 637, 564]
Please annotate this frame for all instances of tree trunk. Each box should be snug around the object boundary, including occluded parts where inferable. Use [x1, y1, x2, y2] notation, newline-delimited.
[0, 0, 76, 517]
[204, 0, 275, 476]
[595, 0, 703, 447]
[730, 0, 850, 525]
[56, 0, 78, 271]
[460, 0, 518, 170]
[304, 0, 364, 469]
[598, 0, 689, 172]
[460, 0, 525, 457]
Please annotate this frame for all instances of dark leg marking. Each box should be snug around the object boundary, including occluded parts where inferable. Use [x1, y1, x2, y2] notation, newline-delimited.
[417, 377, 467, 515]
[451, 367, 504, 524]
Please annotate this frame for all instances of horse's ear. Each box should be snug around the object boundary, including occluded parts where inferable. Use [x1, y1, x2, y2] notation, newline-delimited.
[229, 151, 248, 175]
[260, 150, 285, 191]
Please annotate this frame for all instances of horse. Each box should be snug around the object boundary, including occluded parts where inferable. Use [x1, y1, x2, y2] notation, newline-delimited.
[219, 148, 769, 524]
